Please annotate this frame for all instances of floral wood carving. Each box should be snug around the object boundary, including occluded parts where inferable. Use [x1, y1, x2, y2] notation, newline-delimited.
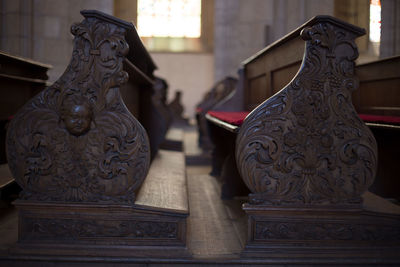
[6, 12, 150, 204]
[236, 17, 377, 205]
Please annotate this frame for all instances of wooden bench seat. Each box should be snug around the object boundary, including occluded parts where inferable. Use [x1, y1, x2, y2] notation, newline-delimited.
[136, 149, 188, 212]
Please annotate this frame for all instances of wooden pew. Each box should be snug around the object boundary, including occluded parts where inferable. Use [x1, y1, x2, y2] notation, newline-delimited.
[119, 30, 171, 160]
[168, 90, 189, 125]
[0, 51, 51, 203]
[204, 22, 308, 188]
[205, 20, 308, 197]
[209, 15, 400, 263]
[354, 56, 400, 201]
[0, 51, 51, 119]
[207, 23, 400, 201]
[3, 10, 190, 260]
[154, 76, 173, 129]
[195, 76, 238, 149]
[0, 51, 51, 163]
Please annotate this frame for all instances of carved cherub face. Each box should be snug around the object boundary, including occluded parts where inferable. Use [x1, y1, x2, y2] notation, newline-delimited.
[61, 96, 92, 136]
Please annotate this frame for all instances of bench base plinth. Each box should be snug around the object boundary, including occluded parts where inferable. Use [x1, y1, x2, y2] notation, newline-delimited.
[242, 203, 400, 263]
[11, 200, 190, 259]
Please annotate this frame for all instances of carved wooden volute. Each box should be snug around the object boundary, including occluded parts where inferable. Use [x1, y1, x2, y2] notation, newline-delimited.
[6, 10, 150, 204]
[236, 16, 377, 206]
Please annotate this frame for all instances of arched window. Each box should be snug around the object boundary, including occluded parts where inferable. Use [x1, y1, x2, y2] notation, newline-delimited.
[137, 0, 201, 38]
[369, 0, 381, 55]
[369, 0, 381, 43]
[136, 0, 213, 52]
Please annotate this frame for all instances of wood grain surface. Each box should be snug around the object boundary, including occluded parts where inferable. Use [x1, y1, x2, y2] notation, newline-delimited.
[136, 149, 188, 213]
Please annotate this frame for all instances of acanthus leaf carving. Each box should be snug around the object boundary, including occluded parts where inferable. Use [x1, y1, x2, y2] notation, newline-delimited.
[6, 12, 150, 204]
[236, 18, 377, 206]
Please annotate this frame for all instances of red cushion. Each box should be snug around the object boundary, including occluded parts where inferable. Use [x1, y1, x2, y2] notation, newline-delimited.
[196, 107, 203, 113]
[207, 111, 400, 126]
[359, 114, 400, 125]
[207, 111, 249, 126]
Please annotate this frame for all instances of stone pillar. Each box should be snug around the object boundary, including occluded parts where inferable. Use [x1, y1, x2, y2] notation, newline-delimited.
[214, 0, 276, 81]
[213, 0, 334, 82]
[0, 0, 34, 58]
[380, 0, 400, 58]
[0, 0, 113, 82]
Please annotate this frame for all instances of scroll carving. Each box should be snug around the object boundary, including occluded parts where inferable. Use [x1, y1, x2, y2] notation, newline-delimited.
[236, 20, 377, 205]
[6, 13, 150, 204]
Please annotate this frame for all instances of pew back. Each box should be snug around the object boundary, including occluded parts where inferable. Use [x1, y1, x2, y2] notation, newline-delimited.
[354, 55, 400, 116]
[242, 28, 304, 111]
[0, 51, 51, 121]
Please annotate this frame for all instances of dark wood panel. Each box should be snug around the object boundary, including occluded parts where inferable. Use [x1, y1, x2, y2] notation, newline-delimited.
[244, 36, 304, 111]
[271, 61, 302, 94]
[357, 79, 400, 115]
[246, 75, 267, 110]
[120, 82, 140, 118]
[354, 55, 400, 116]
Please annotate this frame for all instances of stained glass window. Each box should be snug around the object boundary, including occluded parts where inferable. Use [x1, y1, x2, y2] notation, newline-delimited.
[137, 0, 201, 38]
[369, 0, 381, 42]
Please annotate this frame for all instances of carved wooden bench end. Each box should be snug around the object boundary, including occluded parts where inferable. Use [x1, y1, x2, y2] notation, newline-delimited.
[6, 10, 189, 259]
[235, 16, 400, 260]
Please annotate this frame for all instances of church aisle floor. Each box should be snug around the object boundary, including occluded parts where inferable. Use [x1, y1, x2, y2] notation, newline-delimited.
[186, 167, 246, 259]
[183, 127, 247, 259]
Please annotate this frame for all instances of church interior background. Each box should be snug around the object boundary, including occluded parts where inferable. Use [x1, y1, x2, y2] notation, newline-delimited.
[1, 0, 399, 120]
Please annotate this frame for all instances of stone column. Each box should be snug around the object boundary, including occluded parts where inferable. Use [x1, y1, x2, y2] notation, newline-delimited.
[380, 0, 400, 58]
[0, 0, 113, 82]
[0, 0, 34, 58]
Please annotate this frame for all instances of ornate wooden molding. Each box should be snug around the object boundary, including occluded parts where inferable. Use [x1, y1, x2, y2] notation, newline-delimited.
[254, 220, 400, 241]
[6, 11, 150, 204]
[236, 16, 377, 206]
[21, 217, 178, 241]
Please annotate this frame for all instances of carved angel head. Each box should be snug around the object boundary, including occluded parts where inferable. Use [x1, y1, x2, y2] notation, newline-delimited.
[60, 94, 93, 136]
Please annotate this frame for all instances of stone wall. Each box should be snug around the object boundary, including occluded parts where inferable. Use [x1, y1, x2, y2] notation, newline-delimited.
[214, 0, 334, 82]
[380, 0, 400, 58]
[0, 0, 113, 82]
[2, 0, 398, 118]
[151, 52, 214, 119]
